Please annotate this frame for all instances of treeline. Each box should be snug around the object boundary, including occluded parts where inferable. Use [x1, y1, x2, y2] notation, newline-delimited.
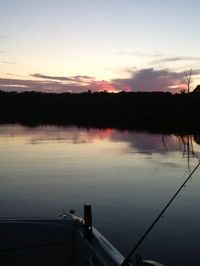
[0, 90, 200, 132]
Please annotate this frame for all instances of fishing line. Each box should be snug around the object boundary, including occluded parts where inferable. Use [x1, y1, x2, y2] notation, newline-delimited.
[121, 160, 200, 266]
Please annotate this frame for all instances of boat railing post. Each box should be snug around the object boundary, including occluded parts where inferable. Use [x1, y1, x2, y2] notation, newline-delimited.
[84, 204, 92, 240]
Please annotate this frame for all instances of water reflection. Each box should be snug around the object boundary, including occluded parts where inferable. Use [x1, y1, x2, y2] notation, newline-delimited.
[0, 125, 200, 266]
[1, 125, 200, 165]
[1, 125, 200, 156]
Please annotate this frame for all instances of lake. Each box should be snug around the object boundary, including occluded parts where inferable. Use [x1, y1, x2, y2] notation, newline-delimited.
[0, 124, 200, 266]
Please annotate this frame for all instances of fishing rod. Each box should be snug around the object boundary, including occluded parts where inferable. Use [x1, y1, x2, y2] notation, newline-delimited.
[121, 161, 200, 266]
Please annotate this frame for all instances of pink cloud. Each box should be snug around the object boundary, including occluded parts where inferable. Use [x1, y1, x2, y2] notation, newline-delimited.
[0, 68, 196, 93]
[112, 68, 187, 93]
[89, 80, 120, 93]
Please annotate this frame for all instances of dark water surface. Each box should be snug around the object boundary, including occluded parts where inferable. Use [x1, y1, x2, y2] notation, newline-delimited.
[0, 125, 200, 266]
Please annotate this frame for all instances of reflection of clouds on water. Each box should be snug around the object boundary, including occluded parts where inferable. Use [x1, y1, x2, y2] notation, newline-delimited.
[0, 125, 200, 158]
[111, 132, 180, 154]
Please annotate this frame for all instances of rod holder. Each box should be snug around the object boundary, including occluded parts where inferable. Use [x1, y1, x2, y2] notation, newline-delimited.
[84, 204, 92, 240]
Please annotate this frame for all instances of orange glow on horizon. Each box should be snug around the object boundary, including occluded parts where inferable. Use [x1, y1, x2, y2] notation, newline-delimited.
[89, 80, 132, 93]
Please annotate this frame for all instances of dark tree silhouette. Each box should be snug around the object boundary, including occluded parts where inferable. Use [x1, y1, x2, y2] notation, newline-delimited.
[0, 90, 200, 132]
[193, 84, 200, 93]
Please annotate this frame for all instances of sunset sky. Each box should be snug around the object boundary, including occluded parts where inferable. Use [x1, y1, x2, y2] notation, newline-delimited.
[0, 0, 200, 93]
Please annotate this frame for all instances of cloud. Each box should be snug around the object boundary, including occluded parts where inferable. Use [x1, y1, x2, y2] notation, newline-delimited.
[116, 51, 162, 57]
[2, 61, 18, 65]
[1, 67, 198, 93]
[190, 69, 200, 75]
[117, 51, 200, 63]
[150, 56, 200, 64]
[30, 73, 120, 92]
[31, 73, 74, 82]
[0, 77, 91, 93]
[88, 80, 120, 92]
[6, 73, 23, 77]
[0, 75, 123, 93]
[112, 68, 186, 92]
[31, 73, 94, 83]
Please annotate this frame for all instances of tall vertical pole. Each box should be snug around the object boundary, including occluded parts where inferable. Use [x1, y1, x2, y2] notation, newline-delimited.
[84, 205, 93, 240]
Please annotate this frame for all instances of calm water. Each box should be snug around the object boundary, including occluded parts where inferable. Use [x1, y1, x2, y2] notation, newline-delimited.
[0, 125, 200, 266]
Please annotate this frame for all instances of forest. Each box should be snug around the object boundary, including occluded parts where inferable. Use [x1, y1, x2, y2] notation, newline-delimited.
[0, 89, 200, 133]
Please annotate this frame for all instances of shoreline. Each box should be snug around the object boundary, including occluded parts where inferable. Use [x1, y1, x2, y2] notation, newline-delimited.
[0, 90, 200, 134]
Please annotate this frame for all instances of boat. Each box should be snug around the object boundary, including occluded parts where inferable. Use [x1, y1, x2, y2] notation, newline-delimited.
[0, 205, 164, 266]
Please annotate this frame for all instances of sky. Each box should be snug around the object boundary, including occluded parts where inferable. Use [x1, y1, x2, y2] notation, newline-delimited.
[0, 0, 200, 93]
